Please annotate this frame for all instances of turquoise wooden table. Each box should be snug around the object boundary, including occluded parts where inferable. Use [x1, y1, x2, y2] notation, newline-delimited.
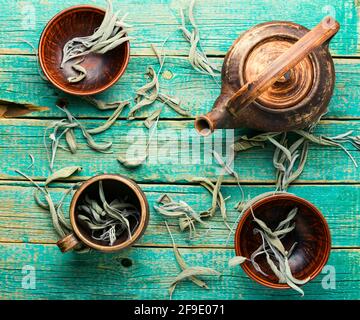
[0, 0, 359, 300]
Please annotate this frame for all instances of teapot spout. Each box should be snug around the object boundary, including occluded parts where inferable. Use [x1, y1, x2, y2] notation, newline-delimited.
[195, 94, 241, 136]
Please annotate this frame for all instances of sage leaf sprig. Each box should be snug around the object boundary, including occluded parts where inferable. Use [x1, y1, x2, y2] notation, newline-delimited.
[128, 41, 190, 121]
[269, 128, 360, 191]
[191, 177, 230, 229]
[82, 96, 128, 111]
[45, 166, 82, 186]
[227, 191, 289, 246]
[165, 222, 221, 299]
[165, 222, 209, 292]
[232, 132, 280, 152]
[155, 195, 206, 239]
[229, 207, 309, 296]
[77, 181, 140, 246]
[212, 150, 246, 227]
[127, 66, 190, 120]
[170, 267, 221, 298]
[232, 127, 359, 193]
[14, 167, 89, 253]
[294, 129, 358, 167]
[271, 134, 309, 191]
[67, 60, 87, 83]
[61, 0, 133, 82]
[87, 101, 129, 134]
[178, 0, 220, 78]
[45, 102, 127, 170]
[118, 104, 162, 168]
[128, 67, 159, 120]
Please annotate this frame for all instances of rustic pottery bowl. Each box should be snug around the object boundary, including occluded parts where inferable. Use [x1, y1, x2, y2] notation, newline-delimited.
[235, 194, 331, 289]
[39, 5, 130, 96]
[57, 175, 149, 253]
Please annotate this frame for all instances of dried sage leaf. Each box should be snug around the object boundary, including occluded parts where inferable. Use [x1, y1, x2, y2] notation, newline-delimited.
[118, 155, 147, 168]
[128, 67, 159, 120]
[284, 257, 310, 285]
[144, 109, 162, 129]
[83, 96, 125, 110]
[65, 129, 77, 154]
[155, 197, 206, 239]
[165, 222, 208, 290]
[157, 93, 190, 117]
[45, 166, 82, 186]
[68, 62, 87, 83]
[276, 208, 298, 231]
[87, 101, 129, 134]
[15, 170, 73, 238]
[170, 267, 221, 287]
[229, 256, 247, 267]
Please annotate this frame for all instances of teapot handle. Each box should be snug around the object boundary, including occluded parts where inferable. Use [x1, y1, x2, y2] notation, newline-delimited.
[226, 16, 340, 116]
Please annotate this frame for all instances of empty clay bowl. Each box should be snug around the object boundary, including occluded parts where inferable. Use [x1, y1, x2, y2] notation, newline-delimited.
[57, 175, 149, 253]
[39, 5, 130, 96]
[235, 194, 331, 289]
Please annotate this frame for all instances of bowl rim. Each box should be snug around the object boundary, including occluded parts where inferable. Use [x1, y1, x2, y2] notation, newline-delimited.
[38, 5, 130, 96]
[70, 174, 149, 252]
[234, 194, 331, 289]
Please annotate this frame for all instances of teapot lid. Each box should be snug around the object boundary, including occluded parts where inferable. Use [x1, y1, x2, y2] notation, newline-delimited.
[244, 38, 314, 109]
[233, 21, 326, 110]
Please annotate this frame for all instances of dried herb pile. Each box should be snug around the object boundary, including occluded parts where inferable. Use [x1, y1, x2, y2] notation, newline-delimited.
[45, 101, 128, 170]
[155, 194, 208, 239]
[155, 170, 233, 239]
[119, 42, 190, 168]
[230, 207, 309, 296]
[232, 129, 360, 193]
[165, 222, 220, 299]
[77, 181, 140, 246]
[61, 0, 133, 83]
[18, 0, 359, 299]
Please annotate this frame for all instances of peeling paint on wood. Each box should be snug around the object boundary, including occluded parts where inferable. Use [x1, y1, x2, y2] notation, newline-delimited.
[0, 0, 358, 301]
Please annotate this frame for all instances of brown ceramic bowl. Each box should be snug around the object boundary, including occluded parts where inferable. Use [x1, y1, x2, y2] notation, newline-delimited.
[39, 5, 130, 96]
[57, 175, 149, 253]
[235, 194, 331, 289]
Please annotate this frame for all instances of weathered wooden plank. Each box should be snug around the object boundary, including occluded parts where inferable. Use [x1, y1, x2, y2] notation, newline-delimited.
[0, 182, 359, 247]
[0, 118, 359, 183]
[0, 0, 358, 56]
[0, 55, 359, 119]
[0, 243, 358, 300]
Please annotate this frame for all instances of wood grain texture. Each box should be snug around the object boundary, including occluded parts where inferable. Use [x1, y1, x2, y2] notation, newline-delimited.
[0, 0, 359, 301]
[0, 0, 358, 56]
[0, 243, 358, 300]
[0, 118, 358, 183]
[0, 55, 359, 119]
[0, 182, 358, 248]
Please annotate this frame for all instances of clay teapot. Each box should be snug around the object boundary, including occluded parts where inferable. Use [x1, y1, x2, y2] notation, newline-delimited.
[195, 17, 340, 136]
